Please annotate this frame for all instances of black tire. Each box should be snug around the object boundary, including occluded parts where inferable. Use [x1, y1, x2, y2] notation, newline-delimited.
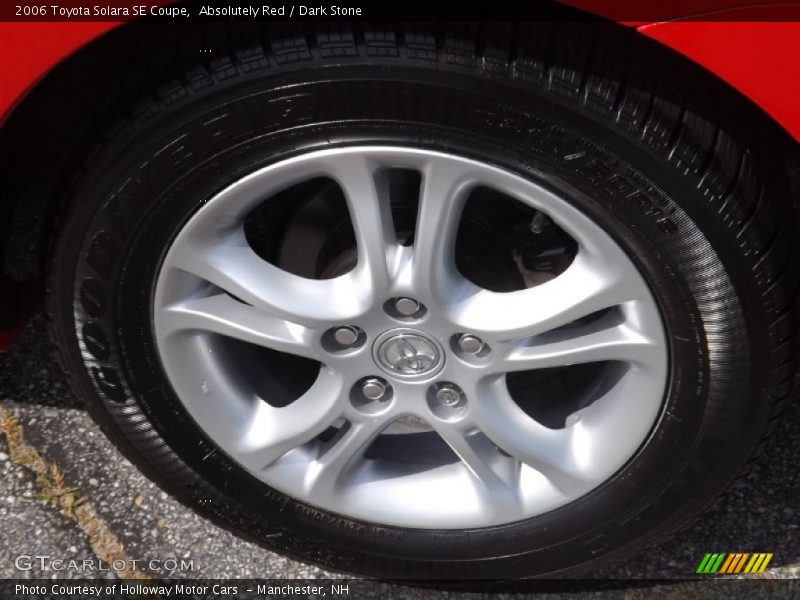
[47, 22, 799, 578]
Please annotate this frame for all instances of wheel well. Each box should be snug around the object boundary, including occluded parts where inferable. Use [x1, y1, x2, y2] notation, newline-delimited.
[1, 18, 798, 308]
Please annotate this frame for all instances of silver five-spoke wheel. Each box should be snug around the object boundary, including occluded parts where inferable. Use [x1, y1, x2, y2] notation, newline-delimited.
[153, 146, 667, 528]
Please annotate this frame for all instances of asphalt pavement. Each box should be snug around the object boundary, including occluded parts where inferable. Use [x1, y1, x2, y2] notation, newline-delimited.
[1, 314, 798, 588]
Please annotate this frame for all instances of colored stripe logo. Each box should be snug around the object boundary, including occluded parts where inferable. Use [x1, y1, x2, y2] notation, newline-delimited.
[696, 552, 773, 574]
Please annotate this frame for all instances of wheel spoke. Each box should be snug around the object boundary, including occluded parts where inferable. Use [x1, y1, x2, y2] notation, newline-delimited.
[452, 252, 648, 341]
[168, 241, 369, 326]
[499, 307, 661, 372]
[328, 155, 398, 293]
[158, 293, 321, 360]
[412, 158, 476, 297]
[430, 422, 521, 509]
[472, 378, 591, 495]
[237, 370, 345, 470]
[304, 417, 389, 495]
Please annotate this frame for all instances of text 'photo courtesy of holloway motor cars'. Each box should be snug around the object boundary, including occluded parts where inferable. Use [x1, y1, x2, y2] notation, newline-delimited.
[1, 0, 799, 588]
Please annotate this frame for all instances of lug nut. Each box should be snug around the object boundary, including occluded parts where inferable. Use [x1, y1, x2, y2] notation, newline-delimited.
[436, 386, 462, 406]
[394, 297, 421, 317]
[361, 378, 388, 401]
[458, 334, 484, 354]
[333, 326, 360, 346]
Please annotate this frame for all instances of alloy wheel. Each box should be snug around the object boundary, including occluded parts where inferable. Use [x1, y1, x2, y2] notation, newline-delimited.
[153, 146, 668, 528]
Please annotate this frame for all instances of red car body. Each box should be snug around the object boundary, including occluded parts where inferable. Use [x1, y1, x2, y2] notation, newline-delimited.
[1, 1, 799, 350]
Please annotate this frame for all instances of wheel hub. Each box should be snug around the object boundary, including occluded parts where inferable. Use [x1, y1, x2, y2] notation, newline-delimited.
[373, 329, 444, 380]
